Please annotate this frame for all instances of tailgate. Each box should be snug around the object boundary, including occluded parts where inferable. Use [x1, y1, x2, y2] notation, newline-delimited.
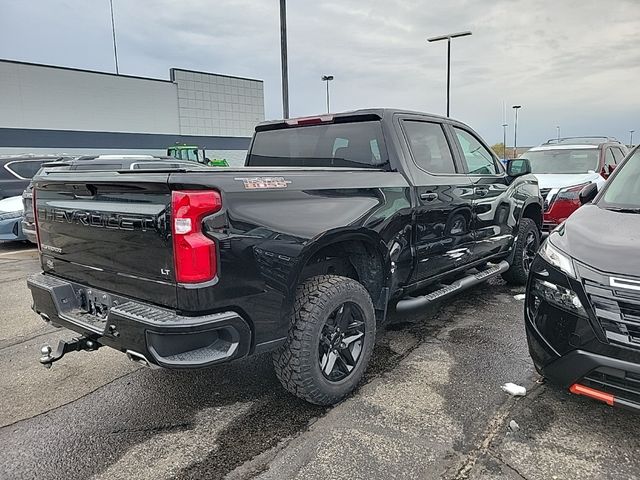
[34, 171, 177, 308]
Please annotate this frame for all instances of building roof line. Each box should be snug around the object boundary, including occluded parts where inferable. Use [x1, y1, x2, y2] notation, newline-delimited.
[169, 67, 263, 83]
[0, 58, 263, 85]
[0, 58, 175, 84]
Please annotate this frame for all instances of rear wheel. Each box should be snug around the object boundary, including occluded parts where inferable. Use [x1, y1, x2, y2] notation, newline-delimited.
[272, 275, 376, 405]
[502, 218, 540, 285]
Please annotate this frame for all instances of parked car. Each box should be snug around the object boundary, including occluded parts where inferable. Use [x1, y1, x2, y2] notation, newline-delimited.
[0, 155, 69, 199]
[0, 195, 26, 241]
[28, 109, 543, 405]
[526, 145, 640, 410]
[522, 137, 628, 232]
[21, 155, 200, 243]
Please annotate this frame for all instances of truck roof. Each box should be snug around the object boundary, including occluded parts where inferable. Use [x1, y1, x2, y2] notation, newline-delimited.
[256, 108, 457, 131]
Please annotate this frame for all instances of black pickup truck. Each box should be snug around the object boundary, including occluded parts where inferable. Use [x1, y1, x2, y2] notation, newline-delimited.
[28, 109, 542, 405]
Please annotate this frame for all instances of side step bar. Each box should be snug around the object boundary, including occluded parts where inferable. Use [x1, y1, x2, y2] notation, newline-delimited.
[396, 260, 510, 312]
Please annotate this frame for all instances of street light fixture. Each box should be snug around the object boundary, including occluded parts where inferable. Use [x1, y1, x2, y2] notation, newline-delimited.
[512, 105, 522, 158]
[427, 31, 472, 117]
[321, 75, 334, 113]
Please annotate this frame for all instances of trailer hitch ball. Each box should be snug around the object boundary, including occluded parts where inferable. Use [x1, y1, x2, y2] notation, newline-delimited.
[40, 345, 54, 369]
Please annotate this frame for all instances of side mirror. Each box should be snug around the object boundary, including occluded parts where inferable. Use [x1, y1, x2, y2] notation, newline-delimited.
[506, 158, 531, 177]
[579, 183, 598, 205]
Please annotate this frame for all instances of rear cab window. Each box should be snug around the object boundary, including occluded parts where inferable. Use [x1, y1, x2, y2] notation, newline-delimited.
[246, 120, 388, 169]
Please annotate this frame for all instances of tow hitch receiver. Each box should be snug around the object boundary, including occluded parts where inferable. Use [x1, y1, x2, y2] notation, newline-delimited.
[39, 337, 100, 368]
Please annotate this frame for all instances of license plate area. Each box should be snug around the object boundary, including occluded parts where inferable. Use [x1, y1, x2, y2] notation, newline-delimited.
[66, 287, 113, 333]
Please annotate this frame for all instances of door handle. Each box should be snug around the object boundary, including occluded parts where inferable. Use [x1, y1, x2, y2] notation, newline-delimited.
[420, 192, 438, 202]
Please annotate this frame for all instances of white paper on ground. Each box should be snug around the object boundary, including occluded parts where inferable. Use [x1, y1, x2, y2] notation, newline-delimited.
[501, 382, 527, 396]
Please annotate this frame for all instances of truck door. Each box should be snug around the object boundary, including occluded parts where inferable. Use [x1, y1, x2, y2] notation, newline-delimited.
[449, 126, 514, 262]
[399, 118, 476, 281]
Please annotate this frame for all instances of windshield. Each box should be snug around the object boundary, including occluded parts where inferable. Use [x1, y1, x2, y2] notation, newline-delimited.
[523, 148, 599, 174]
[246, 120, 388, 168]
[600, 148, 640, 209]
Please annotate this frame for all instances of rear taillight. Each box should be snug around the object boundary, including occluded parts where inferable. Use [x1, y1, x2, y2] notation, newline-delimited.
[33, 188, 41, 251]
[171, 190, 222, 284]
[545, 183, 589, 225]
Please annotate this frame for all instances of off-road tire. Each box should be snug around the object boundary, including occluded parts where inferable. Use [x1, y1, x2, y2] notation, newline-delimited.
[272, 275, 376, 405]
[502, 218, 540, 285]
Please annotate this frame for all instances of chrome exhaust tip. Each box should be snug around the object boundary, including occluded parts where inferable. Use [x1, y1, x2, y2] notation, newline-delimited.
[126, 350, 159, 369]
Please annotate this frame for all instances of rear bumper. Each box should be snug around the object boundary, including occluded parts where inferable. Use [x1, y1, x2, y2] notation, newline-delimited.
[21, 219, 37, 244]
[27, 272, 252, 368]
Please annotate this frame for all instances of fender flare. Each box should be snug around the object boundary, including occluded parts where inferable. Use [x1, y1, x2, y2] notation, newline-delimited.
[285, 228, 392, 307]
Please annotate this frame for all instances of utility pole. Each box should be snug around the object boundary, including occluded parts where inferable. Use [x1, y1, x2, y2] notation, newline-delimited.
[427, 31, 472, 117]
[109, 0, 119, 74]
[321, 75, 334, 113]
[556, 125, 560, 142]
[279, 0, 289, 118]
[630, 130, 635, 148]
[512, 105, 522, 158]
[502, 123, 508, 161]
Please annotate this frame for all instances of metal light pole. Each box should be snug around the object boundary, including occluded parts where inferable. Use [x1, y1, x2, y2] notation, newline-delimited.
[279, 0, 289, 118]
[502, 123, 508, 161]
[512, 105, 522, 158]
[427, 31, 472, 117]
[321, 75, 334, 113]
[630, 130, 635, 148]
[109, 0, 119, 74]
[556, 125, 560, 142]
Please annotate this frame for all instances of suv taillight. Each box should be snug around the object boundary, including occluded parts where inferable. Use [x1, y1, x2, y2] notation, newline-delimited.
[33, 188, 41, 251]
[171, 190, 222, 284]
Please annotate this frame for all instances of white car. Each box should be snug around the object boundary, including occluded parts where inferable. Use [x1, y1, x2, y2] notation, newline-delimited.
[0, 195, 26, 241]
[523, 137, 628, 232]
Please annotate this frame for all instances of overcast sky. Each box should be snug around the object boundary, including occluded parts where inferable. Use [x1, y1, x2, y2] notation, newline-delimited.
[1, 0, 638, 145]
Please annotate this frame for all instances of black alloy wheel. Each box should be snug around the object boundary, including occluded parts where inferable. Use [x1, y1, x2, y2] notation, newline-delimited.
[318, 302, 366, 382]
[523, 231, 538, 275]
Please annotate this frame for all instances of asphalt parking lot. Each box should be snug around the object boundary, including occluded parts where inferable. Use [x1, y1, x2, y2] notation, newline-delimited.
[1, 242, 638, 480]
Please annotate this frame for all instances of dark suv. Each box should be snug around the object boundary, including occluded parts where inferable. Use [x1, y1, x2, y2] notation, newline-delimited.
[0, 155, 68, 199]
[526, 145, 640, 410]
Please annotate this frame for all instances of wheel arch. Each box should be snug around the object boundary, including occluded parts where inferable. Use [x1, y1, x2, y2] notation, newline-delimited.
[288, 229, 391, 313]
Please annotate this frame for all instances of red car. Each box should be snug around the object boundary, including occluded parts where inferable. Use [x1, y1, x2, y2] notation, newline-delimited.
[522, 137, 628, 232]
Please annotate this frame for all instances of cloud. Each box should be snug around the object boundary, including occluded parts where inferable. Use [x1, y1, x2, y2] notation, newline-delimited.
[0, 0, 638, 145]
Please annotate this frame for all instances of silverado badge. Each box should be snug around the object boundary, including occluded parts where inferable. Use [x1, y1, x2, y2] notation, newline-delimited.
[235, 177, 291, 189]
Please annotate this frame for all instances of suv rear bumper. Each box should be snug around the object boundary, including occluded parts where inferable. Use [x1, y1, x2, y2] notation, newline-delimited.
[28, 272, 252, 368]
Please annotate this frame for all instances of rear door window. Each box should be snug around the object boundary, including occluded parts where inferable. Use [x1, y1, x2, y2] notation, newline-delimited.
[605, 148, 616, 168]
[402, 121, 456, 174]
[5, 160, 45, 179]
[612, 147, 626, 163]
[247, 120, 388, 168]
[453, 128, 500, 175]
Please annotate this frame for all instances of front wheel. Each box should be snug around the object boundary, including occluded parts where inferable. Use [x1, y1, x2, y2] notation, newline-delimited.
[502, 218, 540, 285]
[272, 275, 376, 406]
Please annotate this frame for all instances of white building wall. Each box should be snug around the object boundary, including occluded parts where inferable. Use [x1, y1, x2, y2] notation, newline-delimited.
[172, 69, 264, 137]
[0, 61, 180, 134]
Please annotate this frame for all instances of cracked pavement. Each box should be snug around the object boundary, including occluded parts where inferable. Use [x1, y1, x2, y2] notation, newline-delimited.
[1, 243, 638, 480]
